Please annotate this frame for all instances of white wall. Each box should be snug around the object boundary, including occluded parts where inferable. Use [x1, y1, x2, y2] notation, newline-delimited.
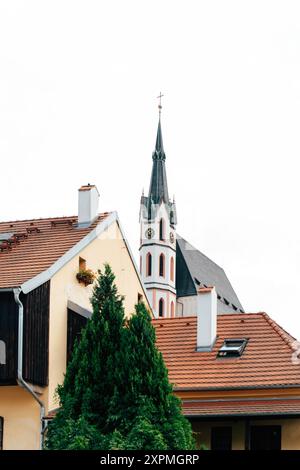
[177, 295, 197, 316]
[139, 201, 177, 317]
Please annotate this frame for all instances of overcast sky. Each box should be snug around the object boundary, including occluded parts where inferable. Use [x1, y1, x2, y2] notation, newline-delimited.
[0, 1, 299, 339]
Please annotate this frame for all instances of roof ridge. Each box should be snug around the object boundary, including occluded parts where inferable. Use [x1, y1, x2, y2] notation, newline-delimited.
[0, 212, 110, 225]
[152, 316, 197, 322]
[0, 215, 77, 225]
[221, 312, 263, 318]
[262, 312, 296, 352]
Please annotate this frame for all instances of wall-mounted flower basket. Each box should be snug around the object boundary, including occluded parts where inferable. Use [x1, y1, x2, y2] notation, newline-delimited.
[76, 268, 95, 286]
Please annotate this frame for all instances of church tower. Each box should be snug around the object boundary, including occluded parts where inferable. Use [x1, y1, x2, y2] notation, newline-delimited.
[139, 103, 177, 318]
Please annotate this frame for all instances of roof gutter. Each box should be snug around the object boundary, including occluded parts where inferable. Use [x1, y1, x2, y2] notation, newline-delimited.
[13, 288, 45, 450]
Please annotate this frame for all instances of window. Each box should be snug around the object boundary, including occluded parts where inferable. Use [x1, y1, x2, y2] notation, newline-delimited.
[79, 257, 86, 271]
[146, 253, 152, 277]
[159, 298, 164, 317]
[159, 253, 165, 277]
[170, 301, 175, 317]
[159, 218, 165, 241]
[0, 417, 3, 450]
[211, 426, 232, 450]
[170, 257, 174, 281]
[67, 309, 88, 365]
[138, 293, 143, 303]
[0, 340, 6, 365]
[217, 338, 248, 358]
[250, 425, 281, 450]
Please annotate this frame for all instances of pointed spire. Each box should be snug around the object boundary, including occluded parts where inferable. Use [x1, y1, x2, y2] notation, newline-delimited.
[153, 118, 166, 161]
[148, 116, 169, 205]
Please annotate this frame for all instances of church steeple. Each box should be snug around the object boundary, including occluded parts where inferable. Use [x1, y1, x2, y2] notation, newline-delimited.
[139, 96, 177, 319]
[148, 118, 169, 204]
[153, 119, 165, 160]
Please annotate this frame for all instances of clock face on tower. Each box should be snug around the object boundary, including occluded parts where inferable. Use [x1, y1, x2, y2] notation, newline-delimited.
[146, 227, 154, 240]
[170, 232, 175, 244]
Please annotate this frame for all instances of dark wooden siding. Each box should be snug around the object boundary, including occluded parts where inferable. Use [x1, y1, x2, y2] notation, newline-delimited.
[21, 281, 50, 386]
[0, 292, 18, 385]
[67, 309, 87, 365]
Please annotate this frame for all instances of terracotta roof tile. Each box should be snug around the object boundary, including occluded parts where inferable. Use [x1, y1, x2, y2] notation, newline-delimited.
[0, 213, 110, 288]
[153, 314, 300, 390]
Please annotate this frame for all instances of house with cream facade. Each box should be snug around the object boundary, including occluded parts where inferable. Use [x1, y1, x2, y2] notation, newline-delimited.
[0, 184, 150, 450]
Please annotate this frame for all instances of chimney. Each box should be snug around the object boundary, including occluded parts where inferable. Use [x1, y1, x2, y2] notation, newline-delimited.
[196, 286, 217, 351]
[78, 184, 99, 227]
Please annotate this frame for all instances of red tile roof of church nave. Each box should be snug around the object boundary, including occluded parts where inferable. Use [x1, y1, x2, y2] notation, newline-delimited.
[153, 313, 300, 390]
[0, 213, 110, 288]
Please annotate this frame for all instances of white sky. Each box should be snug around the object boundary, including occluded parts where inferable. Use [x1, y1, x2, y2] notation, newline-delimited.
[0, 1, 299, 339]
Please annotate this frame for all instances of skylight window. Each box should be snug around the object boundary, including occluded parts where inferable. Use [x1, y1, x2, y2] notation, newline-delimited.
[217, 338, 248, 358]
[0, 232, 14, 241]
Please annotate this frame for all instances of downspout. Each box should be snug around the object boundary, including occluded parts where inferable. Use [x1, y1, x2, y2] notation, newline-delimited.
[13, 288, 45, 450]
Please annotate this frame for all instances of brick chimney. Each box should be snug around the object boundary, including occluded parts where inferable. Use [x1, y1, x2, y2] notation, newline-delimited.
[196, 286, 217, 351]
[78, 184, 99, 227]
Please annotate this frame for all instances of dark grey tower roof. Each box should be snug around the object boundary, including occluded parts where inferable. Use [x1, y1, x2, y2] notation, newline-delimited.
[176, 235, 244, 314]
[148, 119, 169, 204]
[140, 118, 177, 225]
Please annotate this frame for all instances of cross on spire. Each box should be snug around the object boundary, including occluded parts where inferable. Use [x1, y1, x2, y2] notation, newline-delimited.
[157, 92, 164, 116]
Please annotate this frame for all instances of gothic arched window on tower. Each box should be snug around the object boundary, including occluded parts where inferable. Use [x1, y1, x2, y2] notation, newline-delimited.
[159, 253, 165, 277]
[146, 252, 152, 277]
[170, 256, 174, 281]
[159, 218, 165, 241]
[159, 298, 164, 317]
[170, 301, 175, 317]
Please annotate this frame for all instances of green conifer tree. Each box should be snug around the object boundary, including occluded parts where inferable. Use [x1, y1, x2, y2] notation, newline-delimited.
[108, 302, 195, 450]
[45, 265, 195, 450]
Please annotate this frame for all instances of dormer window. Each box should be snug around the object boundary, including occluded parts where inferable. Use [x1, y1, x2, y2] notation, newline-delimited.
[217, 338, 248, 358]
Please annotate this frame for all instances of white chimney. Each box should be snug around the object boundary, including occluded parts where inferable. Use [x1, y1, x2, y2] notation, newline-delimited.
[78, 184, 99, 227]
[196, 286, 217, 351]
